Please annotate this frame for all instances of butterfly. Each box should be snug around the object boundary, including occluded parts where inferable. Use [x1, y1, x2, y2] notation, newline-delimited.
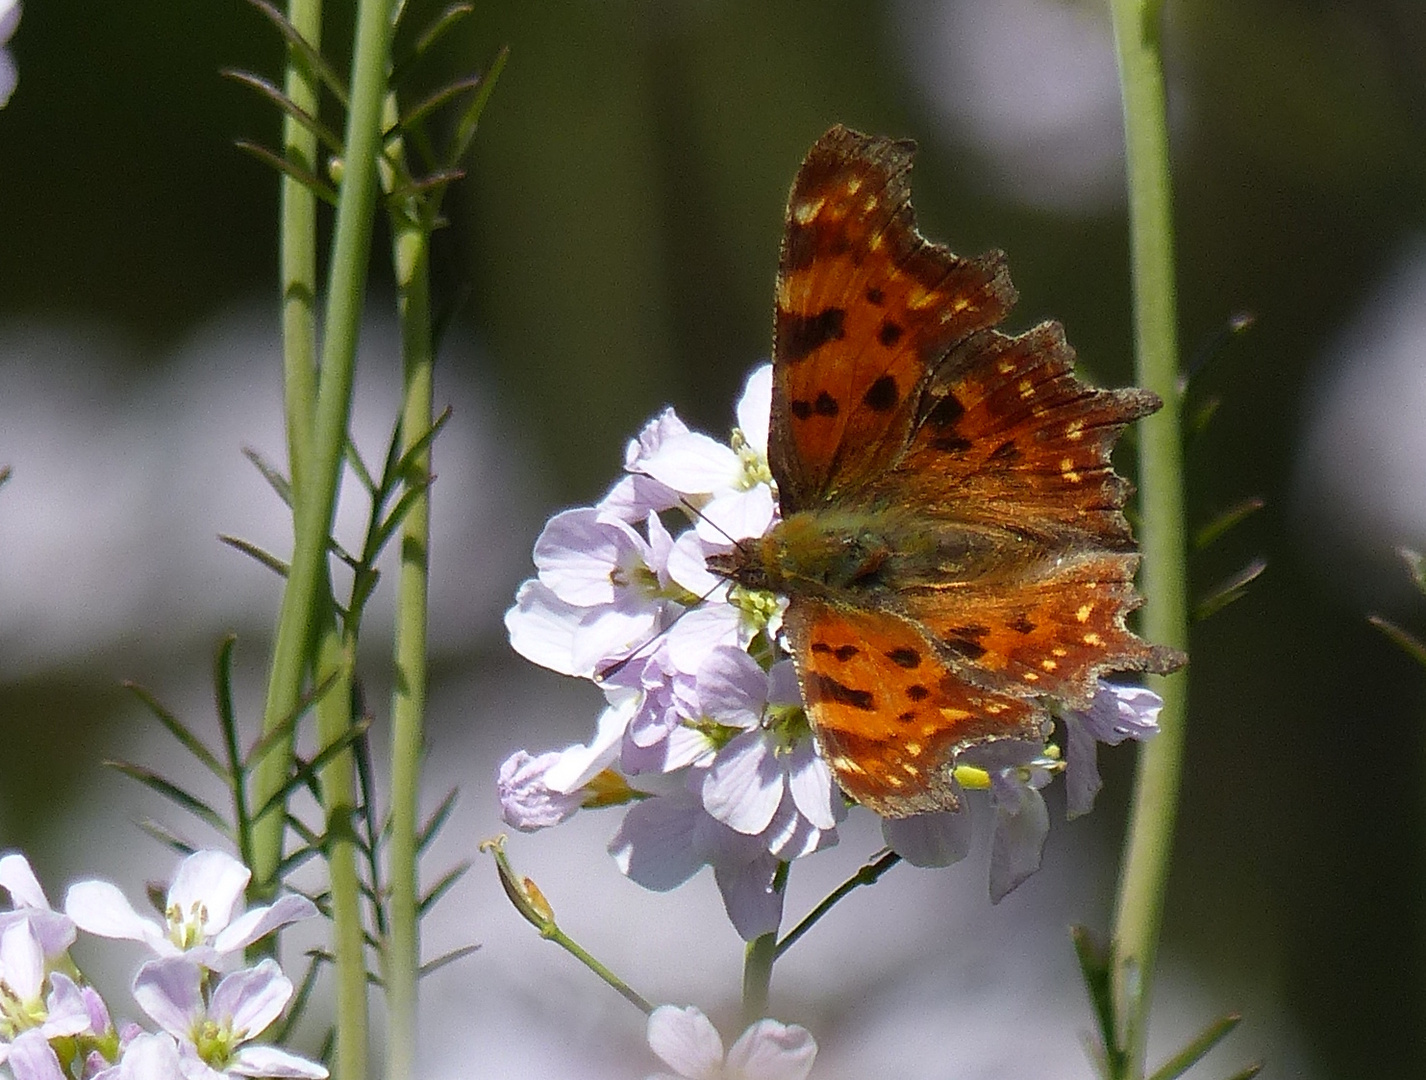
[712, 125, 1184, 818]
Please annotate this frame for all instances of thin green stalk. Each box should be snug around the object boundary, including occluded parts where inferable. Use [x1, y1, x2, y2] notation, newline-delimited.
[740, 861, 788, 1025]
[279, 0, 322, 498]
[251, 0, 398, 894]
[543, 924, 655, 1016]
[313, 619, 368, 1080]
[1107, 1, 1191, 1076]
[774, 851, 900, 960]
[382, 100, 435, 1080]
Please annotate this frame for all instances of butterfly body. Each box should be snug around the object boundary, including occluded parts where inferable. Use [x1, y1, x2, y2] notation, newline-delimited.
[720, 126, 1183, 818]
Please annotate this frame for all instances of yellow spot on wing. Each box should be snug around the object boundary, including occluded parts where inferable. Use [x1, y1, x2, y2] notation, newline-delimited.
[1040, 659, 1057, 671]
[1076, 604, 1094, 623]
[793, 196, 825, 225]
[1083, 632, 1104, 646]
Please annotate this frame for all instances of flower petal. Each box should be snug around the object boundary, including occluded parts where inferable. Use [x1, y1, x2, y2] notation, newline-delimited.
[133, 957, 205, 1037]
[988, 771, 1050, 902]
[211, 959, 292, 1038]
[0, 854, 48, 909]
[735, 364, 773, 459]
[786, 744, 837, 831]
[116, 1033, 182, 1080]
[0, 919, 45, 1001]
[229, 1045, 329, 1079]
[703, 733, 782, 836]
[543, 696, 637, 793]
[64, 881, 167, 951]
[7, 1030, 66, 1080]
[534, 509, 646, 607]
[43, 972, 95, 1037]
[725, 1018, 817, 1080]
[646, 1005, 724, 1080]
[609, 794, 710, 892]
[213, 894, 317, 956]
[168, 851, 250, 936]
[713, 852, 783, 941]
[638, 432, 741, 496]
[882, 810, 973, 869]
[695, 486, 776, 544]
[497, 750, 585, 831]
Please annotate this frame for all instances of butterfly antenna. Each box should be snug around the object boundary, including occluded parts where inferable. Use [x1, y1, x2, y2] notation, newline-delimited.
[593, 574, 733, 682]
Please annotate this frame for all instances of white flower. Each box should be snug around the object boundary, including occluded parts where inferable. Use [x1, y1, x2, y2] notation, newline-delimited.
[1062, 680, 1162, 818]
[133, 958, 326, 1080]
[646, 1005, 816, 1080]
[92, 1032, 184, 1080]
[0, 921, 91, 1046]
[65, 850, 316, 968]
[0, 854, 76, 960]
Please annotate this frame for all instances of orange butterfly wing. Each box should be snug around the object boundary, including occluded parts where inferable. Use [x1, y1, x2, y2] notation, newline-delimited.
[749, 126, 1181, 817]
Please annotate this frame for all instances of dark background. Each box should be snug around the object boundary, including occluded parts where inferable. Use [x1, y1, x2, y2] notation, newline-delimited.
[3, 2, 1426, 1075]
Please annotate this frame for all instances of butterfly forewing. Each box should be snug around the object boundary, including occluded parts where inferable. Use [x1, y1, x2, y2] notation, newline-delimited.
[771, 126, 1015, 512]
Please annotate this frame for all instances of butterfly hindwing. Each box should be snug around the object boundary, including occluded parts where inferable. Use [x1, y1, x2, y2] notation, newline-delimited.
[784, 599, 1042, 817]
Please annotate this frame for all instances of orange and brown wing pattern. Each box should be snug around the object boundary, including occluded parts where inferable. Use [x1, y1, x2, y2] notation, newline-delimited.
[899, 550, 1181, 711]
[886, 322, 1160, 547]
[784, 598, 1043, 817]
[770, 126, 1014, 511]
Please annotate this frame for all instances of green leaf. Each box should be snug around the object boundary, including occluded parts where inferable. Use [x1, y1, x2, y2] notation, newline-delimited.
[107, 762, 231, 835]
[1184, 396, 1221, 443]
[444, 45, 510, 170]
[1145, 1014, 1241, 1080]
[1220, 1065, 1263, 1080]
[245, 670, 340, 771]
[419, 944, 480, 978]
[1071, 925, 1121, 1075]
[345, 436, 379, 496]
[417, 788, 459, 852]
[1368, 615, 1426, 668]
[241, 0, 350, 107]
[392, 75, 484, 136]
[122, 682, 226, 781]
[370, 477, 435, 560]
[223, 70, 346, 158]
[241, 446, 293, 506]
[219, 535, 291, 579]
[250, 718, 372, 827]
[234, 140, 340, 205]
[1192, 497, 1265, 551]
[391, 2, 474, 84]
[1177, 311, 1255, 397]
[137, 819, 198, 856]
[1194, 558, 1267, 621]
[418, 860, 470, 916]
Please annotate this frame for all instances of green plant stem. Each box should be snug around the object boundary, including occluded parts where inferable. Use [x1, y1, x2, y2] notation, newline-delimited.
[774, 851, 900, 960]
[543, 924, 656, 1016]
[382, 100, 434, 1080]
[313, 618, 368, 1080]
[279, 0, 322, 499]
[741, 933, 776, 1027]
[1107, 1, 1191, 1076]
[251, 0, 397, 895]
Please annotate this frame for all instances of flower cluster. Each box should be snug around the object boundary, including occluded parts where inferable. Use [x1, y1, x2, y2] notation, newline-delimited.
[645, 1005, 815, 1080]
[500, 366, 1164, 932]
[0, 849, 324, 1080]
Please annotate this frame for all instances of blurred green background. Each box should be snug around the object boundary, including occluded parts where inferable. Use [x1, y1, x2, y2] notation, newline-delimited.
[3, 1, 1426, 1076]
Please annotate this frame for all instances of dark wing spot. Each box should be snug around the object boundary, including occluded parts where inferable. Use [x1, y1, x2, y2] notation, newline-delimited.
[877, 321, 904, 347]
[949, 624, 989, 640]
[808, 673, 875, 711]
[886, 647, 921, 669]
[834, 644, 860, 662]
[926, 392, 965, 430]
[990, 440, 1021, 461]
[897, 710, 918, 723]
[811, 642, 833, 655]
[779, 307, 846, 363]
[1009, 615, 1037, 635]
[782, 222, 818, 272]
[862, 375, 899, 413]
[924, 393, 971, 452]
[790, 399, 813, 420]
[945, 637, 988, 660]
[866, 286, 885, 305]
[813, 391, 840, 417]
[905, 684, 930, 702]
